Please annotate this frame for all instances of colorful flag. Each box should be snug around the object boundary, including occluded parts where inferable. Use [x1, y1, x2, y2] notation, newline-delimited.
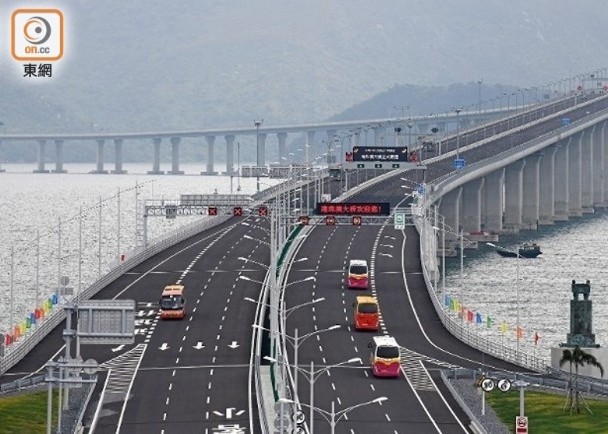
[516, 326, 524, 340]
[444, 294, 451, 307]
[500, 321, 508, 336]
[467, 310, 474, 322]
[534, 332, 541, 345]
[486, 315, 494, 328]
[475, 313, 483, 324]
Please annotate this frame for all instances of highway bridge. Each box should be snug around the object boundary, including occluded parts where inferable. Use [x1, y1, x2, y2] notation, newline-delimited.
[2, 86, 608, 433]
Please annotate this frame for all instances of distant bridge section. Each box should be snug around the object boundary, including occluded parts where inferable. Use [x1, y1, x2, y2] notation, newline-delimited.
[0, 108, 512, 175]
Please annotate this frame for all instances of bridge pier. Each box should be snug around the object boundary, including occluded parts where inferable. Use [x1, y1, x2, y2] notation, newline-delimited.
[52, 140, 67, 173]
[0, 141, 4, 172]
[580, 127, 595, 212]
[521, 153, 542, 229]
[257, 132, 267, 168]
[91, 139, 109, 174]
[539, 145, 558, 224]
[601, 121, 608, 206]
[554, 137, 570, 221]
[373, 126, 383, 146]
[202, 136, 217, 175]
[277, 132, 287, 167]
[148, 138, 164, 174]
[503, 159, 526, 233]
[462, 178, 484, 233]
[592, 122, 606, 207]
[481, 169, 504, 232]
[438, 187, 462, 243]
[33, 140, 49, 173]
[568, 132, 583, 217]
[224, 135, 235, 175]
[111, 139, 127, 174]
[168, 137, 184, 175]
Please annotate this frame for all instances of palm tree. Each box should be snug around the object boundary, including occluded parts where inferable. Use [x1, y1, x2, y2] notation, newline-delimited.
[559, 346, 605, 414]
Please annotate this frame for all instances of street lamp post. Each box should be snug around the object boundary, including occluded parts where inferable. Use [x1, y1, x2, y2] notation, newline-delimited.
[254, 119, 263, 192]
[453, 107, 462, 159]
[477, 79, 483, 113]
[253, 323, 340, 406]
[265, 357, 361, 434]
[279, 396, 388, 434]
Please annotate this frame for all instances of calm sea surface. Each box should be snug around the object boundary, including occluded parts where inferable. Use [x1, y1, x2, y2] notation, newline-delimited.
[1, 162, 606, 362]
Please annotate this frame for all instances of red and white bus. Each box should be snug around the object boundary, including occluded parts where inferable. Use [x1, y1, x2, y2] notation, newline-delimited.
[347, 259, 369, 289]
[159, 284, 186, 320]
[369, 336, 401, 378]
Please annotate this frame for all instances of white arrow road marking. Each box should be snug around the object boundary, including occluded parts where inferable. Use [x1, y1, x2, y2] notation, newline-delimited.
[159, 343, 169, 351]
[111, 344, 125, 352]
[227, 341, 239, 349]
[213, 408, 246, 419]
[379, 253, 393, 258]
[193, 342, 205, 350]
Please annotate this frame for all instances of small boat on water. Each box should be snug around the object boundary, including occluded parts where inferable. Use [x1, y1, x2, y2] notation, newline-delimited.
[495, 243, 542, 258]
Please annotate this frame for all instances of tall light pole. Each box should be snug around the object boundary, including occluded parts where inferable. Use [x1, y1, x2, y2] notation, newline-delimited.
[477, 79, 483, 113]
[266, 357, 361, 434]
[279, 396, 387, 434]
[453, 107, 462, 159]
[254, 119, 263, 192]
[407, 120, 413, 147]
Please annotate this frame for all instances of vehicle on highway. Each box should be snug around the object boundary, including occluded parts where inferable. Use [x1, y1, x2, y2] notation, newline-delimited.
[353, 295, 379, 331]
[347, 259, 369, 289]
[159, 284, 186, 319]
[369, 335, 401, 377]
[329, 165, 343, 181]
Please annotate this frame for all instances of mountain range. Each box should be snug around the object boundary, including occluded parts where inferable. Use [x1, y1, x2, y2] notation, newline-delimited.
[0, 0, 606, 161]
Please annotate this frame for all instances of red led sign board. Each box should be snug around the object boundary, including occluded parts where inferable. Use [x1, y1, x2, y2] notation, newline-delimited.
[316, 202, 390, 216]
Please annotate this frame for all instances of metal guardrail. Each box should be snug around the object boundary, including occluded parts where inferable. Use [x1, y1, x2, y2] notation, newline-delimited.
[0, 374, 45, 394]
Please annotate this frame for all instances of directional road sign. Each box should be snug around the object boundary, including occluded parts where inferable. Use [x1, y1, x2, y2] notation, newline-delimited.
[394, 212, 405, 230]
[454, 158, 466, 170]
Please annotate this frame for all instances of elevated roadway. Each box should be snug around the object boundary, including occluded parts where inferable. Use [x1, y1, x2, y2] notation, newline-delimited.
[2, 91, 608, 433]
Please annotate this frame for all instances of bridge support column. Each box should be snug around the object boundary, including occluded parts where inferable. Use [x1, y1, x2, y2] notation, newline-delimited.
[202, 136, 217, 175]
[277, 133, 287, 167]
[257, 133, 267, 169]
[481, 169, 504, 232]
[52, 140, 67, 173]
[521, 153, 542, 229]
[92, 139, 109, 174]
[352, 128, 361, 148]
[168, 137, 184, 175]
[462, 178, 484, 234]
[503, 159, 526, 233]
[601, 121, 608, 206]
[33, 140, 49, 173]
[438, 187, 462, 244]
[148, 138, 164, 174]
[568, 132, 583, 216]
[539, 145, 558, 224]
[580, 127, 595, 212]
[111, 139, 127, 174]
[224, 135, 235, 175]
[326, 130, 337, 163]
[373, 126, 384, 146]
[554, 138, 570, 220]
[593, 122, 606, 207]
